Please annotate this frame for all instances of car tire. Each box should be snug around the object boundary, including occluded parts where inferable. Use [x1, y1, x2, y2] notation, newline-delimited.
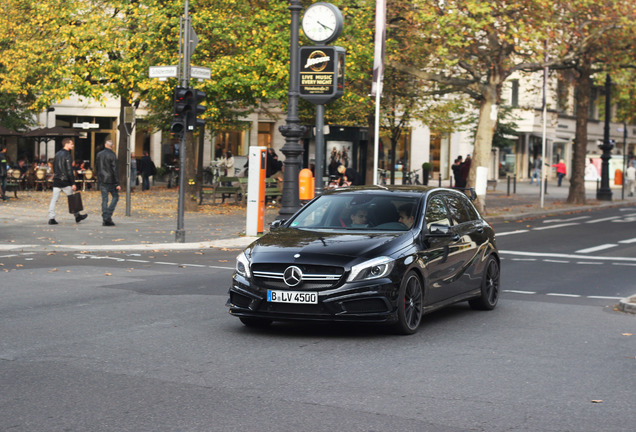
[469, 256, 500, 311]
[239, 317, 273, 328]
[394, 271, 424, 335]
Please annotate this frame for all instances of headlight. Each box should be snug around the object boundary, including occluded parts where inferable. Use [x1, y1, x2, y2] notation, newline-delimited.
[235, 252, 251, 278]
[347, 256, 394, 282]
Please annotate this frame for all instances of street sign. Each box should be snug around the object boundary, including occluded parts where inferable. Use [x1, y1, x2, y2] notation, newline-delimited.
[149, 65, 178, 80]
[73, 122, 99, 129]
[191, 66, 211, 80]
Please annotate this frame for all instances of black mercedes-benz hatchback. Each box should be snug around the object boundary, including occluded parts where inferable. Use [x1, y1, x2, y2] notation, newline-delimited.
[227, 186, 500, 334]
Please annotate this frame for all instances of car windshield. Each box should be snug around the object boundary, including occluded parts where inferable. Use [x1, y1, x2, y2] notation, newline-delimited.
[288, 193, 419, 231]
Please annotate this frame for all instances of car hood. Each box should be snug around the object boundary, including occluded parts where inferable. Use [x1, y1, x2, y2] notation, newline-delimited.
[247, 228, 411, 265]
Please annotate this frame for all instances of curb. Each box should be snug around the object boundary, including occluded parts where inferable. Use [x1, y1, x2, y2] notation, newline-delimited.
[618, 296, 636, 314]
[0, 237, 259, 253]
[485, 199, 635, 223]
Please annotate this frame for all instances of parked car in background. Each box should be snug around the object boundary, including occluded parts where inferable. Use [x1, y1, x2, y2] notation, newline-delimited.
[227, 186, 500, 335]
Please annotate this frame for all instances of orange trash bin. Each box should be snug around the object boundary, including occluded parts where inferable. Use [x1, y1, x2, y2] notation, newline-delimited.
[615, 169, 623, 185]
[299, 168, 315, 200]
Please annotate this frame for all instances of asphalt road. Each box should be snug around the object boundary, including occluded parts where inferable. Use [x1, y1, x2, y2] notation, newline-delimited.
[1, 206, 635, 431]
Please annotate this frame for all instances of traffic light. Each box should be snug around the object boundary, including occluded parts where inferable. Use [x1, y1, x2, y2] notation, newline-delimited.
[171, 87, 189, 136]
[186, 89, 206, 130]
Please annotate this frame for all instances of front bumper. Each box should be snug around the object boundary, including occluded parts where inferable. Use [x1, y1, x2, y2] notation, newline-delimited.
[227, 275, 400, 323]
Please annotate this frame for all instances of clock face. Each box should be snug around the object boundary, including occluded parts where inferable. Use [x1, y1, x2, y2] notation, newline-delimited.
[302, 2, 343, 44]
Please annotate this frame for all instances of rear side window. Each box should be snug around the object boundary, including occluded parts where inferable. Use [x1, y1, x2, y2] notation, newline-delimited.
[444, 193, 478, 224]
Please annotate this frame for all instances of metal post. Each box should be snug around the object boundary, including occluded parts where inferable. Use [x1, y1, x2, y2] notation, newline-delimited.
[314, 104, 325, 195]
[278, 0, 305, 219]
[175, 0, 191, 242]
[597, 74, 613, 201]
[621, 121, 627, 200]
[507, 175, 511, 196]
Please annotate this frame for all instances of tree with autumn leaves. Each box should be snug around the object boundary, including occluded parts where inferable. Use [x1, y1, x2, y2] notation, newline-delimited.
[395, 0, 636, 210]
[1, 0, 635, 213]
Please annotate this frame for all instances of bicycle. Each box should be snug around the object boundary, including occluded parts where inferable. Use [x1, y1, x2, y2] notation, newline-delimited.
[402, 169, 421, 185]
[377, 169, 388, 185]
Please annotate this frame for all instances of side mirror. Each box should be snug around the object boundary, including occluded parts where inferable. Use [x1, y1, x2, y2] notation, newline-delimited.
[270, 219, 287, 231]
[425, 223, 452, 237]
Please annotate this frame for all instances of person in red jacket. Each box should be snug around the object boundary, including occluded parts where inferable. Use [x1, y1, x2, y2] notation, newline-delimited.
[552, 159, 567, 187]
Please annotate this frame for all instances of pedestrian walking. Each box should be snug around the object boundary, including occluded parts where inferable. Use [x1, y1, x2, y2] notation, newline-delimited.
[138, 151, 156, 191]
[130, 152, 138, 190]
[0, 146, 8, 201]
[531, 156, 542, 184]
[451, 156, 463, 188]
[47, 138, 88, 224]
[96, 139, 120, 226]
[552, 159, 567, 187]
[459, 155, 471, 188]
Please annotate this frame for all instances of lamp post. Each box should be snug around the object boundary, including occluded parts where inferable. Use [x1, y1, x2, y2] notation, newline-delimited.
[278, 0, 306, 219]
[597, 74, 613, 201]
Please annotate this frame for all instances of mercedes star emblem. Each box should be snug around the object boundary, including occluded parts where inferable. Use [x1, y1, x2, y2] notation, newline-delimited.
[283, 266, 303, 287]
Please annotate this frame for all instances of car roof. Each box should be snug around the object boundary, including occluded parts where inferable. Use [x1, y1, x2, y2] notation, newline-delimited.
[324, 185, 446, 197]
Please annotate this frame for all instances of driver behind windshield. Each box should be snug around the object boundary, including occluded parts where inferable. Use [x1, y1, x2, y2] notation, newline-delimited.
[349, 208, 369, 228]
[398, 203, 415, 228]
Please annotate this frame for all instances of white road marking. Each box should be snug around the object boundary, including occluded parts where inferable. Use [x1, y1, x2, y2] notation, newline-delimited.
[544, 259, 570, 263]
[154, 262, 179, 265]
[618, 238, 636, 244]
[533, 223, 580, 231]
[511, 258, 537, 261]
[575, 261, 603, 265]
[499, 250, 636, 262]
[585, 216, 621, 224]
[503, 290, 626, 301]
[127, 259, 149, 263]
[575, 244, 618, 254]
[496, 229, 530, 236]
[612, 262, 636, 267]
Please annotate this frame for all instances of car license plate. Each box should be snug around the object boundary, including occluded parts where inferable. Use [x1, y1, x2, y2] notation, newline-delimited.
[267, 290, 318, 304]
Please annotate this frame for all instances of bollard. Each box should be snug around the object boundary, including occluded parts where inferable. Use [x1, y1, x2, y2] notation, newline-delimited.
[439, 175, 442, 187]
[507, 175, 511, 196]
[514, 176, 517, 194]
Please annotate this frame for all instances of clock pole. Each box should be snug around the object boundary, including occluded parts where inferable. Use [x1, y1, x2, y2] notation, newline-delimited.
[278, 0, 306, 219]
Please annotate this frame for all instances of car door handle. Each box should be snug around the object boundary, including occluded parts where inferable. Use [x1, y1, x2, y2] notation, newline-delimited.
[477, 227, 484, 233]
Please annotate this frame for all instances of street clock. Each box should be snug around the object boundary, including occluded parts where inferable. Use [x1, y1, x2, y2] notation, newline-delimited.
[301, 2, 344, 45]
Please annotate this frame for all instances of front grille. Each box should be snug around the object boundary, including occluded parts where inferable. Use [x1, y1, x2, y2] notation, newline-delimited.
[230, 291, 252, 308]
[252, 263, 344, 290]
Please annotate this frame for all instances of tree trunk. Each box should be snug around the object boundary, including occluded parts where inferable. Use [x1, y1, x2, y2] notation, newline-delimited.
[567, 59, 592, 205]
[469, 80, 499, 214]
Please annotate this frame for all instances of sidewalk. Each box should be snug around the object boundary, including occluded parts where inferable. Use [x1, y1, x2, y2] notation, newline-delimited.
[1, 180, 634, 252]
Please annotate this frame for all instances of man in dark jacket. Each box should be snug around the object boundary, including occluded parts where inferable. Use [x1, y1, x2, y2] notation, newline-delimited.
[137, 151, 156, 191]
[47, 138, 88, 224]
[96, 139, 121, 226]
